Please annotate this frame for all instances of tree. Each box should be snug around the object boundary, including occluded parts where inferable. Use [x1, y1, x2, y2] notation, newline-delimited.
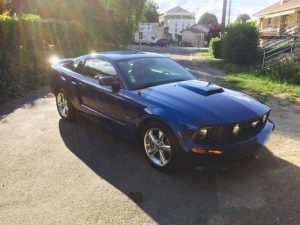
[22, 0, 147, 45]
[143, 0, 159, 22]
[0, 0, 24, 15]
[206, 23, 221, 44]
[236, 14, 250, 23]
[0, 0, 11, 14]
[198, 12, 218, 26]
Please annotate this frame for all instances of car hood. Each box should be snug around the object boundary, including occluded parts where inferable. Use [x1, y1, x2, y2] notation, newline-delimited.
[141, 80, 270, 125]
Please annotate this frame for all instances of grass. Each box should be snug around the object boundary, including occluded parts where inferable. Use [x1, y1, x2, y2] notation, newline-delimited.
[198, 51, 300, 98]
[226, 73, 300, 98]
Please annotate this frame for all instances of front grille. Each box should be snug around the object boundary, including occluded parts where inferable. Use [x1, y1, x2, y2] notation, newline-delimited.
[195, 112, 269, 144]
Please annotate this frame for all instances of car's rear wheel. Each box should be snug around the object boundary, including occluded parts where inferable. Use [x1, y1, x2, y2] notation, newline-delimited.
[141, 121, 182, 172]
[56, 90, 75, 121]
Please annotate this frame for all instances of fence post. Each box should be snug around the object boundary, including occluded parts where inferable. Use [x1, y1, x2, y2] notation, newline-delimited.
[262, 48, 266, 70]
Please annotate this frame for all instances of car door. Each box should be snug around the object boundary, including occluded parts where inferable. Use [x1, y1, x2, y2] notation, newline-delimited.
[62, 58, 85, 110]
[78, 58, 131, 134]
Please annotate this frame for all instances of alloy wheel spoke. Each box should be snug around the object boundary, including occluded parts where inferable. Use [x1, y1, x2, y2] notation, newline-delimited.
[64, 107, 68, 116]
[148, 147, 158, 156]
[161, 145, 171, 152]
[157, 131, 165, 144]
[57, 102, 63, 109]
[159, 150, 167, 165]
[148, 131, 159, 146]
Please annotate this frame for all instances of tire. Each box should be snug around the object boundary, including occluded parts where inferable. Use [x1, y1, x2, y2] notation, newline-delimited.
[141, 121, 183, 172]
[55, 89, 76, 121]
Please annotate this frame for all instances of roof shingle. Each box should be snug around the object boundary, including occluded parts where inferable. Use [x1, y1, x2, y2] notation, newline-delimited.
[254, 0, 300, 17]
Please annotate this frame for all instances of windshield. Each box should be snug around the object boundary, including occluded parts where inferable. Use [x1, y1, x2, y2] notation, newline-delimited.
[117, 57, 195, 90]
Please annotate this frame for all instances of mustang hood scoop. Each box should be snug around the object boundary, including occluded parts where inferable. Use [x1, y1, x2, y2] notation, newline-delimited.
[178, 80, 224, 96]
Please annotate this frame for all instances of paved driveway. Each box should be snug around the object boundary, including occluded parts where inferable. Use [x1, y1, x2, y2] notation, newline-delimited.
[0, 47, 299, 225]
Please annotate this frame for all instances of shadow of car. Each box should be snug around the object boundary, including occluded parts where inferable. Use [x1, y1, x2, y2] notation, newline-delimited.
[58, 116, 299, 224]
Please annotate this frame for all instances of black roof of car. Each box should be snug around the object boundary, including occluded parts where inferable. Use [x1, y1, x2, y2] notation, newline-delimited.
[79, 51, 167, 61]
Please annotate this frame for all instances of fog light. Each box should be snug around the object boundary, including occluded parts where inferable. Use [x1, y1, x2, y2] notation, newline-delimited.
[199, 127, 209, 139]
[262, 114, 267, 123]
[233, 124, 240, 135]
[251, 120, 259, 128]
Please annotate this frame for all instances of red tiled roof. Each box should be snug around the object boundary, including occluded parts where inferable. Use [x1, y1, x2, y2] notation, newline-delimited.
[254, 0, 300, 17]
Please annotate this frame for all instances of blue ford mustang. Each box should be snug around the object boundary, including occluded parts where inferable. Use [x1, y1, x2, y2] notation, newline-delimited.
[49, 51, 274, 171]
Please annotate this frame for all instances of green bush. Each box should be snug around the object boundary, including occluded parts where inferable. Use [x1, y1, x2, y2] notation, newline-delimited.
[0, 13, 113, 102]
[209, 37, 222, 59]
[264, 56, 300, 84]
[222, 22, 259, 65]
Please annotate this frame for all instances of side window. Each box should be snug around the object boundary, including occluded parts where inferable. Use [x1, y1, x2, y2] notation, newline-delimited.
[84, 58, 117, 79]
[65, 59, 81, 72]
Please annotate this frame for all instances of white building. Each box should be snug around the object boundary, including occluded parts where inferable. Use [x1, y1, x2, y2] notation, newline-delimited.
[134, 23, 164, 44]
[159, 6, 196, 40]
[181, 24, 209, 47]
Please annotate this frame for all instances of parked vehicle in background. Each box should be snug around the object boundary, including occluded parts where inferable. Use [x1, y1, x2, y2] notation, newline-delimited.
[150, 38, 169, 47]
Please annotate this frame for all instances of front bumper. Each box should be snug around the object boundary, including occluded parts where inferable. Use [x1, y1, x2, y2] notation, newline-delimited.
[181, 120, 275, 170]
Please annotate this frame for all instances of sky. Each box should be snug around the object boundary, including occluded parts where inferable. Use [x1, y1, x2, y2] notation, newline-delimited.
[154, 0, 279, 23]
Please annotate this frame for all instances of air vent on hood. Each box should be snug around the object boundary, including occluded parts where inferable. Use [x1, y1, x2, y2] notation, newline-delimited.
[178, 81, 224, 96]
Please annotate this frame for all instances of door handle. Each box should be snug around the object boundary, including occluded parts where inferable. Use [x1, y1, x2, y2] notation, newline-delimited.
[78, 82, 87, 87]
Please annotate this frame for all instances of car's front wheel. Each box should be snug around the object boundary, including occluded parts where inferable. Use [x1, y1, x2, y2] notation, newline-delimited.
[56, 90, 75, 121]
[141, 121, 182, 172]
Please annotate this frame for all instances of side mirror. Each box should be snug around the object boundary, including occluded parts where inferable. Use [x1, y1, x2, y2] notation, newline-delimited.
[185, 67, 190, 71]
[99, 76, 120, 92]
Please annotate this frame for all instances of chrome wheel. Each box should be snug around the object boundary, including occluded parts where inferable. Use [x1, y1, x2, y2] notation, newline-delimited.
[56, 92, 69, 118]
[144, 128, 172, 167]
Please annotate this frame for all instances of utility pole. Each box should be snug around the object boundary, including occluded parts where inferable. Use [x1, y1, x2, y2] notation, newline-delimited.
[221, 0, 227, 38]
[227, 0, 231, 25]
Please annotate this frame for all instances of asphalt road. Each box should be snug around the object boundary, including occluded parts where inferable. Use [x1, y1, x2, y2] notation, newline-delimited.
[0, 46, 300, 225]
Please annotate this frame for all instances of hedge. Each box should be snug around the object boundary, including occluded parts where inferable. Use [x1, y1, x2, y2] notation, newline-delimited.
[0, 13, 113, 102]
[209, 37, 222, 59]
[221, 22, 259, 65]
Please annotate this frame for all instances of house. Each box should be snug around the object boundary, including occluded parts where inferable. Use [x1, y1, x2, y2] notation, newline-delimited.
[253, 0, 300, 36]
[159, 6, 196, 41]
[134, 23, 164, 44]
[181, 24, 209, 47]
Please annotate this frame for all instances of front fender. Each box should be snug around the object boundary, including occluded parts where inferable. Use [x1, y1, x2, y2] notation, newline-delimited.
[137, 106, 198, 148]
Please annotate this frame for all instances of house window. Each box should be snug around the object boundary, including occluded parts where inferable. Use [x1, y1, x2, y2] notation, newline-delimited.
[267, 18, 271, 25]
[175, 27, 177, 32]
[280, 15, 287, 25]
